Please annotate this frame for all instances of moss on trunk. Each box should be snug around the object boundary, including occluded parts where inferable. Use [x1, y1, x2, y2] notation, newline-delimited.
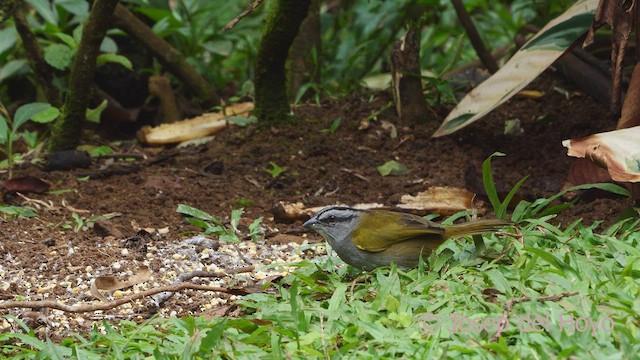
[254, 0, 311, 125]
[49, 0, 119, 151]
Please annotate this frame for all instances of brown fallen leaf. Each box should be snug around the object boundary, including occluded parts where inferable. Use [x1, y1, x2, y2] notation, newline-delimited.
[3, 176, 50, 194]
[563, 126, 640, 182]
[91, 266, 152, 301]
[138, 102, 254, 145]
[397, 186, 475, 215]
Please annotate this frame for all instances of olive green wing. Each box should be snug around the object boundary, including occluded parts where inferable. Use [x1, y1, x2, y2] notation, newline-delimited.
[351, 210, 446, 252]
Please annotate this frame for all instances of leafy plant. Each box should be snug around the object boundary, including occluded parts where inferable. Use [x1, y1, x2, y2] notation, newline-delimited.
[0, 102, 59, 178]
[62, 212, 120, 232]
[4, 198, 640, 357]
[176, 204, 264, 242]
[321, 117, 341, 134]
[0, 204, 37, 218]
[482, 152, 630, 222]
[377, 160, 408, 176]
[264, 161, 286, 178]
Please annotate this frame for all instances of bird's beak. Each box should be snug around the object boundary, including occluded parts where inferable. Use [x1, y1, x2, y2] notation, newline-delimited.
[303, 217, 317, 229]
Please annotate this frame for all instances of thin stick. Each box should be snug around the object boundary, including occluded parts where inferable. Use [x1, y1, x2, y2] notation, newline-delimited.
[223, 0, 265, 31]
[0, 283, 235, 313]
[152, 266, 255, 306]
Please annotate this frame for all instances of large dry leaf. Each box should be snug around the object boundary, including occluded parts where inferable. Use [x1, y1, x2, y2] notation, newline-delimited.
[563, 126, 640, 181]
[138, 102, 254, 145]
[433, 0, 598, 137]
[397, 186, 475, 215]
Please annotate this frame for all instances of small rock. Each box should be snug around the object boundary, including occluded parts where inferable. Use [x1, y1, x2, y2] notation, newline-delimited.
[93, 219, 124, 239]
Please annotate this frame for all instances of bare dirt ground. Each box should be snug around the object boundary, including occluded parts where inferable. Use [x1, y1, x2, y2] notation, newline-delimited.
[0, 72, 634, 338]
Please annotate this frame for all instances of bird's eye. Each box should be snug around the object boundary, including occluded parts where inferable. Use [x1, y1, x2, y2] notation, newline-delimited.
[328, 215, 336, 222]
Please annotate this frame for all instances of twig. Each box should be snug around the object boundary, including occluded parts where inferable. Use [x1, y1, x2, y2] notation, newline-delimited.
[152, 266, 255, 307]
[451, 0, 499, 74]
[340, 168, 370, 183]
[0, 283, 235, 313]
[490, 291, 579, 342]
[97, 153, 147, 161]
[13, 4, 60, 106]
[223, 0, 265, 31]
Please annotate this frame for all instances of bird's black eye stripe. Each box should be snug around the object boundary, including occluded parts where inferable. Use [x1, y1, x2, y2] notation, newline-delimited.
[316, 207, 358, 224]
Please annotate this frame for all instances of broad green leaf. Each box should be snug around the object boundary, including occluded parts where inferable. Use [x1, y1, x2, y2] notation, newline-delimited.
[73, 25, 83, 45]
[54, 33, 77, 48]
[0, 59, 29, 83]
[176, 204, 215, 221]
[86, 145, 114, 157]
[44, 44, 74, 70]
[0, 115, 8, 144]
[377, 160, 408, 176]
[563, 125, 640, 182]
[30, 106, 60, 123]
[230, 208, 243, 231]
[13, 103, 54, 132]
[86, 100, 108, 123]
[434, 0, 598, 137]
[0, 27, 19, 55]
[27, 0, 59, 24]
[100, 36, 118, 53]
[56, 0, 89, 18]
[96, 53, 132, 70]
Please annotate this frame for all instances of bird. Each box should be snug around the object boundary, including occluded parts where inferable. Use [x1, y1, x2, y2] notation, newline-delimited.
[303, 206, 512, 270]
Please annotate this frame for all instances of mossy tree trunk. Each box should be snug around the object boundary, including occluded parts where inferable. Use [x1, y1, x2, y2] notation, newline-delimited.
[288, 0, 321, 101]
[254, 0, 311, 125]
[49, 0, 119, 151]
[390, 20, 430, 125]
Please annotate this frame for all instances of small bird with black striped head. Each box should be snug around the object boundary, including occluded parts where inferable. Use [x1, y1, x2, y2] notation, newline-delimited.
[304, 206, 512, 270]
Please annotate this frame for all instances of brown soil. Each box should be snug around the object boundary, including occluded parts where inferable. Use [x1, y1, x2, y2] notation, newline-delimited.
[0, 72, 634, 336]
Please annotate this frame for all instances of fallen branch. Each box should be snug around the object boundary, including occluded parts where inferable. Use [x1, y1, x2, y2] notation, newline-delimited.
[491, 291, 579, 342]
[223, 0, 265, 31]
[0, 283, 236, 313]
[152, 266, 255, 307]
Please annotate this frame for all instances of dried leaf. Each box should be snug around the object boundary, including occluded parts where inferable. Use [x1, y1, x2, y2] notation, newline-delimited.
[3, 176, 50, 193]
[397, 186, 475, 215]
[563, 126, 640, 181]
[138, 102, 254, 145]
[91, 266, 152, 301]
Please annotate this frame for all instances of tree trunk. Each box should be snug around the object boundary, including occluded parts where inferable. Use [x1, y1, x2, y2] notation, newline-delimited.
[254, 0, 311, 125]
[288, 0, 321, 101]
[49, 0, 119, 151]
[391, 22, 430, 124]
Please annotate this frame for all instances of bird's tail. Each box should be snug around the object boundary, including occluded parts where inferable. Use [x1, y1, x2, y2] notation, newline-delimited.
[443, 219, 513, 238]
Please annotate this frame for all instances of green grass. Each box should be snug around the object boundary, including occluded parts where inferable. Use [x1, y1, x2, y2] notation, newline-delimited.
[2, 200, 640, 358]
[1, 156, 637, 357]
